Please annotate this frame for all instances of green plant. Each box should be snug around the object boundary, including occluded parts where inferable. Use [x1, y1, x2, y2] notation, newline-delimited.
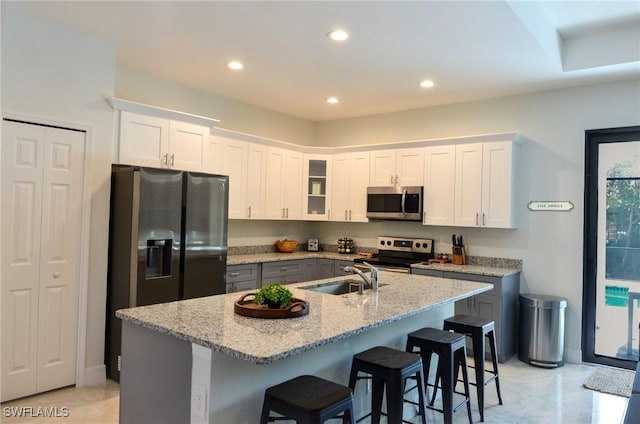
[254, 284, 293, 309]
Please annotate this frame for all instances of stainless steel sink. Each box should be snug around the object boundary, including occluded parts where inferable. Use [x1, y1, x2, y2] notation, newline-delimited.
[301, 279, 387, 295]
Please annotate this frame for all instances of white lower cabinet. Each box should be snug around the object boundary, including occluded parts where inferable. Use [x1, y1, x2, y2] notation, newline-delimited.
[1, 121, 85, 402]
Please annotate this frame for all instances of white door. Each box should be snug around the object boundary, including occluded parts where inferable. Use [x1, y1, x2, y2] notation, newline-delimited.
[395, 147, 424, 186]
[219, 138, 248, 219]
[2, 120, 85, 402]
[169, 121, 209, 172]
[331, 153, 350, 221]
[454, 143, 483, 227]
[369, 150, 396, 186]
[482, 142, 513, 228]
[246, 143, 267, 219]
[118, 111, 169, 167]
[424, 145, 455, 226]
[349, 152, 370, 222]
[265, 147, 286, 219]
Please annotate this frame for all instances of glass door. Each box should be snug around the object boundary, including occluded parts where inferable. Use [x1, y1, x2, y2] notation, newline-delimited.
[584, 126, 640, 369]
[303, 155, 331, 220]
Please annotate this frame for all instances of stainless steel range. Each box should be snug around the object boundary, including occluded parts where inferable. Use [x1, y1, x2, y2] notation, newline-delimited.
[354, 236, 434, 273]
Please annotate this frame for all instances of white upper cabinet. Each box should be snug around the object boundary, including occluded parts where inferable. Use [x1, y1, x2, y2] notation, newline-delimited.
[112, 98, 218, 172]
[216, 136, 266, 219]
[265, 146, 303, 220]
[331, 151, 370, 222]
[454, 141, 518, 228]
[369, 147, 424, 186]
[302, 154, 332, 220]
[423, 145, 456, 226]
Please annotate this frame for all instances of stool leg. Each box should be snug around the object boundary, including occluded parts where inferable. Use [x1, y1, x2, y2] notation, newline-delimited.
[458, 349, 473, 424]
[371, 376, 385, 424]
[441, 350, 454, 424]
[259, 400, 271, 424]
[385, 375, 404, 424]
[471, 329, 486, 422]
[415, 370, 428, 424]
[488, 330, 503, 405]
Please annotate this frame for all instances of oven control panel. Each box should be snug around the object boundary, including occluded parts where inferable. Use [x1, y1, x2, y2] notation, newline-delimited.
[377, 236, 433, 253]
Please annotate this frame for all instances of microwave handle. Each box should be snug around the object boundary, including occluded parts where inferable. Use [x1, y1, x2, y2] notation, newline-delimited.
[401, 189, 407, 216]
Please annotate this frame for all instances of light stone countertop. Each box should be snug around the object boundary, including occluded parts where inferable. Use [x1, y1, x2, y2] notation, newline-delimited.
[116, 271, 492, 364]
[411, 262, 520, 277]
[227, 251, 361, 265]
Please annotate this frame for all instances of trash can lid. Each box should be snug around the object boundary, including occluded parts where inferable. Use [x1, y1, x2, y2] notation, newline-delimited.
[520, 293, 568, 308]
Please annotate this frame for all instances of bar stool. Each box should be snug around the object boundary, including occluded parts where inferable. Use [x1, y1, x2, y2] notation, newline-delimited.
[348, 346, 427, 424]
[406, 327, 473, 424]
[443, 315, 503, 422]
[260, 374, 356, 424]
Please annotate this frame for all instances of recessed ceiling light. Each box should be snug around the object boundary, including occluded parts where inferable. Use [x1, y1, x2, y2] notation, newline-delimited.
[327, 30, 349, 42]
[228, 61, 244, 70]
[326, 97, 340, 104]
[419, 80, 435, 88]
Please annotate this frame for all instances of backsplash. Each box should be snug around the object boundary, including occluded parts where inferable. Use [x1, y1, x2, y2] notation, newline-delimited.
[228, 244, 522, 270]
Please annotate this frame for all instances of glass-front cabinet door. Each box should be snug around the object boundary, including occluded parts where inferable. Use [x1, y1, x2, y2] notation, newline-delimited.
[303, 154, 332, 220]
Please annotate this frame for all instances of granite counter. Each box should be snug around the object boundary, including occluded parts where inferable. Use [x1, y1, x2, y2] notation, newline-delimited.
[116, 272, 492, 423]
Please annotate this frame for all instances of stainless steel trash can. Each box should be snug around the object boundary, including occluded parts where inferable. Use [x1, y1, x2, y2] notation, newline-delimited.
[518, 294, 567, 368]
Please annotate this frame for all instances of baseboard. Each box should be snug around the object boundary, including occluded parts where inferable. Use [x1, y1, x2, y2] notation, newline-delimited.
[79, 364, 106, 387]
[565, 348, 582, 364]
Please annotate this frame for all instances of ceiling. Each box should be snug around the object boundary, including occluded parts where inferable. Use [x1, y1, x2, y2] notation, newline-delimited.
[5, 1, 640, 122]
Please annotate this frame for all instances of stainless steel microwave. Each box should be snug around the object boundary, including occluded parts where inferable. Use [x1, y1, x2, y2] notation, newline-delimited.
[366, 186, 423, 221]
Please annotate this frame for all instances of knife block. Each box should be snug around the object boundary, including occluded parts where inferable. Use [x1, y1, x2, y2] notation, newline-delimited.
[451, 245, 466, 265]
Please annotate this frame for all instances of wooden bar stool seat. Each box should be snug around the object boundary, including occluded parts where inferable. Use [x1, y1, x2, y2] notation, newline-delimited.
[260, 374, 355, 424]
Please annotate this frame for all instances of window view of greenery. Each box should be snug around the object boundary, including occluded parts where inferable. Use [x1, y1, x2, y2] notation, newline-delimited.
[606, 159, 640, 281]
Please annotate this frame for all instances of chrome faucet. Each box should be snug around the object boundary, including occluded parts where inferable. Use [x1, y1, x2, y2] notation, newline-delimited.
[344, 261, 379, 292]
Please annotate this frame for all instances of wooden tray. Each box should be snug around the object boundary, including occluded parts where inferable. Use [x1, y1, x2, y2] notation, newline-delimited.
[234, 293, 309, 319]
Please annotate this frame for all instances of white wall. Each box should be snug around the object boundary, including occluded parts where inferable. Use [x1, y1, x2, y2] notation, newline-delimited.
[314, 79, 640, 362]
[1, 9, 116, 383]
[115, 68, 316, 146]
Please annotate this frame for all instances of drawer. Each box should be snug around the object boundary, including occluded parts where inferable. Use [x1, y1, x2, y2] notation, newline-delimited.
[443, 271, 500, 296]
[261, 260, 302, 279]
[261, 274, 301, 286]
[226, 264, 259, 283]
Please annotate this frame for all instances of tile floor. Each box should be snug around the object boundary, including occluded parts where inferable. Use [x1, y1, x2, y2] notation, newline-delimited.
[0, 358, 629, 423]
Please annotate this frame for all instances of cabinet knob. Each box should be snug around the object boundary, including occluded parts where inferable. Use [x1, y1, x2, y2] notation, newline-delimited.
[53, 272, 60, 279]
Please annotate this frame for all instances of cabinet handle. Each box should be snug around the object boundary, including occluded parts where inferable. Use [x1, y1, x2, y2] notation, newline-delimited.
[423, 212, 426, 222]
[53, 272, 60, 279]
[475, 212, 479, 226]
[247, 206, 251, 218]
[390, 174, 394, 185]
[162, 153, 168, 167]
[482, 213, 486, 226]
[395, 174, 399, 185]
[280, 267, 289, 271]
[170, 154, 175, 167]
[229, 272, 240, 277]
[345, 210, 348, 220]
[286, 208, 289, 218]
[282, 208, 285, 218]
[328, 209, 331, 219]
[349, 209, 352, 220]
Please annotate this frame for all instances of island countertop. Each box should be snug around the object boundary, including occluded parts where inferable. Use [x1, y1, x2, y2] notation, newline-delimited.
[116, 271, 492, 365]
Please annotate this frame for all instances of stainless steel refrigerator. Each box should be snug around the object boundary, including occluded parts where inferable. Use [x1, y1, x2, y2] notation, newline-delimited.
[105, 165, 228, 381]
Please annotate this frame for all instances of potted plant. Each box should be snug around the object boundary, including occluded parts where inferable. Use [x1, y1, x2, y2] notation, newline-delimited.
[253, 284, 293, 309]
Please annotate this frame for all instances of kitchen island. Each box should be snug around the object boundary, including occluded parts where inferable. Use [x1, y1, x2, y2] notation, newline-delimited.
[116, 271, 492, 424]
